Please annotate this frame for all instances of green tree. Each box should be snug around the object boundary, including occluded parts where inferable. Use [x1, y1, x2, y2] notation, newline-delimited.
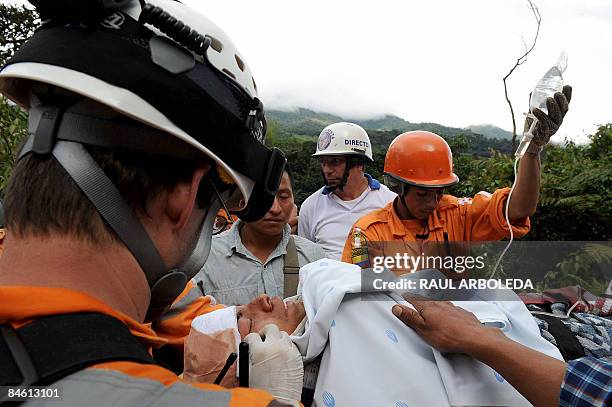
[0, 4, 39, 193]
[0, 4, 39, 66]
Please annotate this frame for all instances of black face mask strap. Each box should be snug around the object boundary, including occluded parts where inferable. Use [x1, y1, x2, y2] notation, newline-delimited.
[208, 177, 233, 222]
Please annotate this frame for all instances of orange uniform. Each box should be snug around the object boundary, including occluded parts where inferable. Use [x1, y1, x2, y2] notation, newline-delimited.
[0, 285, 279, 406]
[154, 280, 224, 348]
[341, 188, 530, 270]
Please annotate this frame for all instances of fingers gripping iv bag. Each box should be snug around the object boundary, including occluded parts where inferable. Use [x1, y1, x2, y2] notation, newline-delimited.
[515, 51, 568, 157]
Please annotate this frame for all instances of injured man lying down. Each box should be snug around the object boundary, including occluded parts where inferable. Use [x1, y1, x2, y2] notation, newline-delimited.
[184, 259, 563, 406]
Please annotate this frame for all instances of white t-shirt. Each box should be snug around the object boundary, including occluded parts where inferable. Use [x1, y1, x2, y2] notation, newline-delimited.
[298, 174, 396, 260]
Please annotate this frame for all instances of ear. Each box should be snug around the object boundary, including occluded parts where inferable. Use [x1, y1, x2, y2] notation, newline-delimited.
[166, 164, 211, 231]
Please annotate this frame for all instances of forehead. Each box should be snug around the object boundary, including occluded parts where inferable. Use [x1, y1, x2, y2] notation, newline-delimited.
[318, 155, 346, 162]
[278, 172, 292, 190]
[408, 187, 444, 195]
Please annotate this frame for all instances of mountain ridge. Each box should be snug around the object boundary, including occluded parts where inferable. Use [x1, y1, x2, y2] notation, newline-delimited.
[267, 108, 513, 140]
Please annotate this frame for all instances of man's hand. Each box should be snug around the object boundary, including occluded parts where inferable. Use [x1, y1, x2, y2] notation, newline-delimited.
[392, 297, 570, 407]
[524, 85, 572, 154]
[245, 324, 304, 402]
[391, 297, 503, 355]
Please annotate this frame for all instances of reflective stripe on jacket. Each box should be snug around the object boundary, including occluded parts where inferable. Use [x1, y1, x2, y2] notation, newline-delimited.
[0, 286, 279, 406]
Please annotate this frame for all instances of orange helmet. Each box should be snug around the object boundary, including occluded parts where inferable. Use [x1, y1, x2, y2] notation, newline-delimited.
[383, 131, 459, 189]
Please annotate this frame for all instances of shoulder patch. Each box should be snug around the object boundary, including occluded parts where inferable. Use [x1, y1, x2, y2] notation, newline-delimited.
[350, 227, 371, 268]
[476, 191, 492, 198]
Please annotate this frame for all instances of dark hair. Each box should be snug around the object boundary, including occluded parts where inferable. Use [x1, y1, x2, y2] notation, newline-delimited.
[283, 163, 295, 193]
[347, 156, 368, 171]
[4, 145, 212, 245]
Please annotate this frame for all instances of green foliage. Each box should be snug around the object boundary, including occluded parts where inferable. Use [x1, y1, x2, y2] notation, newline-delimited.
[0, 97, 28, 193]
[466, 124, 513, 140]
[0, 4, 39, 66]
[0, 4, 39, 194]
[535, 243, 612, 294]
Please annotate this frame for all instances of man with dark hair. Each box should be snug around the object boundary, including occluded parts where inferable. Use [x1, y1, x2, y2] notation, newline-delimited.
[0, 0, 298, 404]
[195, 168, 326, 305]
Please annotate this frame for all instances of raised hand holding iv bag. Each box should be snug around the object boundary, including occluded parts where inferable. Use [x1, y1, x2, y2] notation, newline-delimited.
[516, 51, 568, 157]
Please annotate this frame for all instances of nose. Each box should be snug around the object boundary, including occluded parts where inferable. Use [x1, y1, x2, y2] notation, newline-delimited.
[425, 193, 442, 210]
[267, 196, 282, 216]
[321, 162, 333, 176]
[256, 294, 273, 312]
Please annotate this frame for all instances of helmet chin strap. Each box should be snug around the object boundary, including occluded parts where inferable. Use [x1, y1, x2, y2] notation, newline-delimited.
[147, 184, 225, 321]
[176, 185, 226, 277]
[398, 184, 411, 214]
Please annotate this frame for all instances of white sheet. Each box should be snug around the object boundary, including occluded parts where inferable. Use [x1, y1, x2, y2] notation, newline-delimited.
[291, 259, 563, 407]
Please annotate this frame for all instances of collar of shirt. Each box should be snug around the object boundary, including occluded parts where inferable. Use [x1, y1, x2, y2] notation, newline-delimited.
[225, 219, 292, 264]
[387, 198, 446, 238]
[322, 173, 381, 195]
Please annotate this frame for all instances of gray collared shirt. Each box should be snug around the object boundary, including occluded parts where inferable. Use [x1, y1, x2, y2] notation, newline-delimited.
[194, 220, 327, 305]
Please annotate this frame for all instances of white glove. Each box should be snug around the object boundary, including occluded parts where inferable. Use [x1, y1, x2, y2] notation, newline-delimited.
[245, 324, 304, 402]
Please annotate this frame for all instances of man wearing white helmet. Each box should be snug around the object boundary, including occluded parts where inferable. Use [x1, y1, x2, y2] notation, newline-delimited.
[0, 0, 297, 405]
[298, 122, 396, 259]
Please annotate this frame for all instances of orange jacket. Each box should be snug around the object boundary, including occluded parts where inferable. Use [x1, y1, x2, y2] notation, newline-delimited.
[0, 285, 277, 406]
[341, 188, 530, 269]
[153, 280, 225, 348]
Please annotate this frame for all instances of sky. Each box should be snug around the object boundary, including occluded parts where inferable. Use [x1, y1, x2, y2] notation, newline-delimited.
[5, 0, 611, 143]
[181, 0, 611, 144]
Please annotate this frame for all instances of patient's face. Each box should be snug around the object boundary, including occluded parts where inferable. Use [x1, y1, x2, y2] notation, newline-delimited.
[236, 294, 305, 338]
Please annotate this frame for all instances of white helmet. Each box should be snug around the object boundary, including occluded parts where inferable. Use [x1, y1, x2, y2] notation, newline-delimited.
[313, 122, 373, 162]
[0, 0, 286, 319]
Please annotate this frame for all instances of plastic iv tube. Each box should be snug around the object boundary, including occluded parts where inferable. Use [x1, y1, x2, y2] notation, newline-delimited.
[489, 156, 520, 278]
[515, 113, 538, 158]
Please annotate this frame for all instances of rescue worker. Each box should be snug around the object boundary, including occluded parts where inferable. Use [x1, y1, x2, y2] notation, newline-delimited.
[194, 168, 326, 306]
[341, 85, 572, 272]
[0, 0, 296, 405]
[299, 122, 396, 259]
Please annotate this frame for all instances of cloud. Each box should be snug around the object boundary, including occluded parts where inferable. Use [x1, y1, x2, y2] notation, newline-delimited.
[6, 0, 609, 142]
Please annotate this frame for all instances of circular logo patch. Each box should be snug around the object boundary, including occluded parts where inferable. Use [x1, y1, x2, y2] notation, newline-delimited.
[101, 11, 125, 30]
[318, 129, 333, 151]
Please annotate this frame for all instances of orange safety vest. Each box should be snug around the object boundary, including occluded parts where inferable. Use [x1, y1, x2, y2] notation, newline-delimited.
[0, 285, 276, 406]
